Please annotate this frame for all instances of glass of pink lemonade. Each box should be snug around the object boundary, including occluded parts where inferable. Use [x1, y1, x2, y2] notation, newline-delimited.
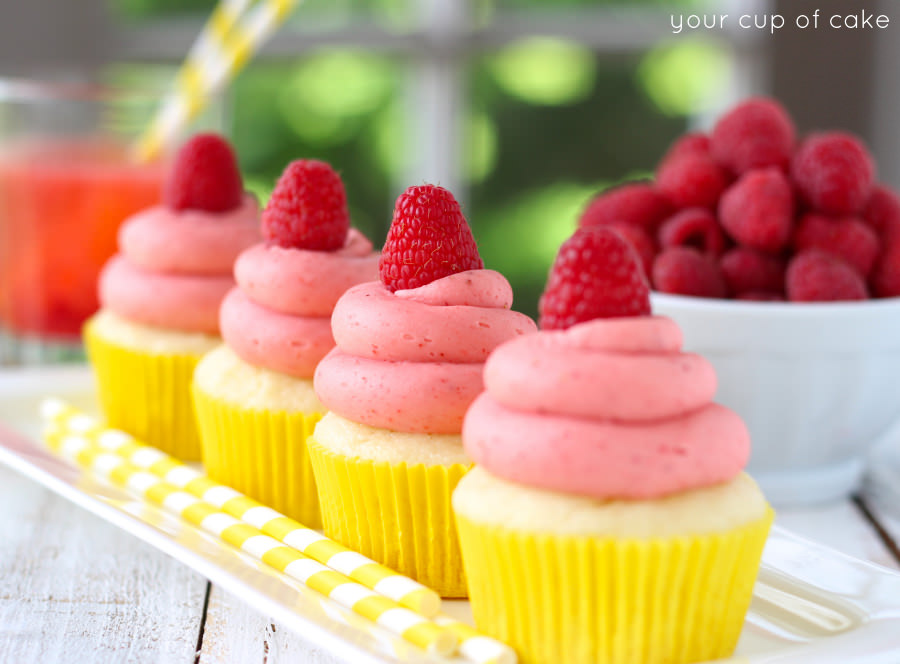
[0, 78, 173, 364]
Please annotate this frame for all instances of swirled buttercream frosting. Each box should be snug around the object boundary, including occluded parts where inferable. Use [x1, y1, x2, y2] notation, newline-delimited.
[99, 195, 259, 333]
[463, 316, 750, 500]
[314, 269, 538, 433]
[220, 228, 379, 378]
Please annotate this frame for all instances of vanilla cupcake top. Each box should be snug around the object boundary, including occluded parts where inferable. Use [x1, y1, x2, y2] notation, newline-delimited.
[463, 226, 750, 500]
[98, 133, 259, 334]
[219, 160, 379, 378]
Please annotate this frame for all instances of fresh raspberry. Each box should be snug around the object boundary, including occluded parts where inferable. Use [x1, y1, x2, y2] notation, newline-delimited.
[736, 291, 785, 302]
[786, 249, 868, 302]
[652, 246, 727, 298]
[660, 132, 711, 165]
[578, 182, 672, 233]
[869, 223, 900, 297]
[538, 227, 650, 330]
[656, 153, 728, 211]
[657, 207, 726, 256]
[379, 184, 483, 292]
[870, 234, 900, 297]
[791, 132, 875, 215]
[863, 184, 900, 238]
[719, 247, 786, 295]
[793, 213, 880, 277]
[604, 222, 656, 279]
[710, 97, 795, 175]
[162, 133, 244, 212]
[261, 160, 350, 251]
[718, 168, 794, 252]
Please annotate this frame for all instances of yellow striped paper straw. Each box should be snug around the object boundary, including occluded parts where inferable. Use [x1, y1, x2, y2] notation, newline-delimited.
[42, 425, 456, 657]
[435, 616, 517, 664]
[134, 0, 299, 162]
[41, 400, 518, 664]
[41, 399, 439, 617]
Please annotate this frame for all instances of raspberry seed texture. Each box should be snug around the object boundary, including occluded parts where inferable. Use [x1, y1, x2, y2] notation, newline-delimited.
[539, 227, 651, 330]
[379, 184, 483, 292]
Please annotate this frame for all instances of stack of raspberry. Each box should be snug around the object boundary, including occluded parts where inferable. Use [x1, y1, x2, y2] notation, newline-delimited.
[579, 97, 900, 302]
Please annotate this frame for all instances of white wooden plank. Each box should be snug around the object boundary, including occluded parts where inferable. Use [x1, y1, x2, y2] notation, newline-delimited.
[775, 498, 899, 569]
[0, 466, 207, 663]
[200, 584, 343, 664]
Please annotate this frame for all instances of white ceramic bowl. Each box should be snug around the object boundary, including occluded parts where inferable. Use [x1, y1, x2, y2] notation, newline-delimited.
[651, 292, 900, 506]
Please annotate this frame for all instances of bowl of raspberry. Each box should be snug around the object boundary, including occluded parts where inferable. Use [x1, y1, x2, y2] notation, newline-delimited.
[579, 97, 900, 506]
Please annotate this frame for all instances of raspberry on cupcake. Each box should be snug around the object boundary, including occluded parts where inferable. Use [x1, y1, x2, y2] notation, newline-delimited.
[539, 226, 651, 329]
[308, 184, 536, 596]
[192, 159, 379, 527]
[454, 226, 773, 664]
[86, 133, 259, 459]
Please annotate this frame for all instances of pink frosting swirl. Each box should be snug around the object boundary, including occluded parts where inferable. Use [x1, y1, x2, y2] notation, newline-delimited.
[234, 229, 378, 317]
[99, 195, 259, 333]
[314, 270, 538, 434]
[220, 228, 379, 378]
[463, 316, 750, 500]
[118, 196, 260, 275]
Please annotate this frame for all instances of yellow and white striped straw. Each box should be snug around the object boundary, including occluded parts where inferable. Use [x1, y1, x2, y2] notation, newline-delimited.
[41, 399, 438, 616]
[42, 424, 456, 656]
[435, 616, 516, 664]
[41, 400, 517, 664]
[134, 0, 299, 162]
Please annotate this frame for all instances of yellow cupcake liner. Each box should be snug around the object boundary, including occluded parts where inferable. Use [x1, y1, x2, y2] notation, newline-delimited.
[193, 384, 323, 529]
[84, 319, 204, 461]
[455, 506, 774, 664]
[308, 437, 472, 597]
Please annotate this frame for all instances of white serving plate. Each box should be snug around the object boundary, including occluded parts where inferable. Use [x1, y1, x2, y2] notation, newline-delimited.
[1, 366, 899, 664]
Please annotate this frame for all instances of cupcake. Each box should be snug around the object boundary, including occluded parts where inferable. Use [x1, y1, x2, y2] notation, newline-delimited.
[85, 134, 259, 460]
[192, 159, 379, 528]
[309, 184, 537, 596]
[453, 227, 773, 664]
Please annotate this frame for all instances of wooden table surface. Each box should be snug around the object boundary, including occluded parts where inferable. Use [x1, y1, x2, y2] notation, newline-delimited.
[1, 460, 899, 663]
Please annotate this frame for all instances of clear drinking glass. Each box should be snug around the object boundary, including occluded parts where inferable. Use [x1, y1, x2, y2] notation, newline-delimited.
[0, 76, 217, 365]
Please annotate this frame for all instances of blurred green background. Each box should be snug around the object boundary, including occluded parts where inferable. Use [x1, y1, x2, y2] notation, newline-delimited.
[110, 0, 726, 318]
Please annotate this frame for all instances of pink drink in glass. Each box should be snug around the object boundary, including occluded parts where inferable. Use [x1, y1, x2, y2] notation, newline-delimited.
[0, 138, 165, 340]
